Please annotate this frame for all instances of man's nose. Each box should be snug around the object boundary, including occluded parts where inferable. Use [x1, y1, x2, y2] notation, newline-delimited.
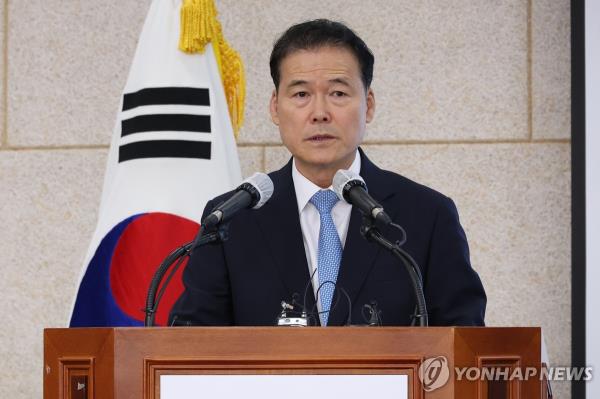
[310, 95, 330, 123]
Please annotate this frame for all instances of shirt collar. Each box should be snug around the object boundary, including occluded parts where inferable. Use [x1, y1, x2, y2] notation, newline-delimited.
[292, 149, 361, 213]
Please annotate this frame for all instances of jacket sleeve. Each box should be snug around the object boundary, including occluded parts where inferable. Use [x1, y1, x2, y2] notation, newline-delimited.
[168, 198, 234, 326]
[424, 196, 487, 326]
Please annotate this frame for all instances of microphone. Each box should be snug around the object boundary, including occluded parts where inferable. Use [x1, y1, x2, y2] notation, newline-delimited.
[202, 172, 274, 229]
[333, 169, 392, 226]
[333, 171, 427, 326]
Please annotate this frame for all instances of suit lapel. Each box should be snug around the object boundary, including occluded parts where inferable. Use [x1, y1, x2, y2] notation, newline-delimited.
[252, 160, 318, 321]
[328, 149, 396, 326]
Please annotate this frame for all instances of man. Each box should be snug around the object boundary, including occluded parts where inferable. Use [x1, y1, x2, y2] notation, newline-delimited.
[169, 19, 486, 326]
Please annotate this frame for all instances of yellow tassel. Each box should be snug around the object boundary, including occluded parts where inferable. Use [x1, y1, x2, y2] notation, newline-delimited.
[179, 0, 245, 138]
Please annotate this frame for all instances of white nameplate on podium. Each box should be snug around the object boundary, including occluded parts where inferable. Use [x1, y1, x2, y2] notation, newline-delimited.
[160, 374, 408, 399]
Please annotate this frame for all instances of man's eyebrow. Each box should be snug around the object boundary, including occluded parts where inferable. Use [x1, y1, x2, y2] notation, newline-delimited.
[329, 77, 351, 86]
[286, 79, 309, 89]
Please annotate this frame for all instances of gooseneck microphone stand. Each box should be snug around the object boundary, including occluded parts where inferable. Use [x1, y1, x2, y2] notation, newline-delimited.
[359, 216, 429, 327]
[144, 226, 228, 327]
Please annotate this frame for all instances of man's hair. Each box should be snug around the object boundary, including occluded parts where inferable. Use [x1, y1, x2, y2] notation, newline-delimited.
[269, 19, 374, 91]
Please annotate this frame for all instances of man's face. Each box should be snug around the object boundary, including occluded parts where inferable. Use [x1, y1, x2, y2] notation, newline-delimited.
[270, 46, 375, 177]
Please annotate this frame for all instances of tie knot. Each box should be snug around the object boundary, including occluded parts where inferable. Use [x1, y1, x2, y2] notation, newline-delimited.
[310, 189, 339, 214]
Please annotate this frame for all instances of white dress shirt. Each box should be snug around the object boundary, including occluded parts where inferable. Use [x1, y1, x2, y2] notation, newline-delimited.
[292, 150, 361, 316]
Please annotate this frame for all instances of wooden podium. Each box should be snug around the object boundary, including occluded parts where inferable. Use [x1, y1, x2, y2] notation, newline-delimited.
[44, 327, 545, 399]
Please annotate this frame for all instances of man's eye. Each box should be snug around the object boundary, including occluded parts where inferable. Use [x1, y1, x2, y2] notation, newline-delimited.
[294, 91, 308, 98]
[332, 91, 347, 97]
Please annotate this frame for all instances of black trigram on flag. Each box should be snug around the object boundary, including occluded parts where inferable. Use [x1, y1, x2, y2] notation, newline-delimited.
[118, 87, 212, 162]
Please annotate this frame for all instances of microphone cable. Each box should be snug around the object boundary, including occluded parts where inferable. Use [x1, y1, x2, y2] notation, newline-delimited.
[151, 247, 191, 319]
[302, 267, 318, 319]
[390, 222, 407, 246]
[145, 226, 221, 326]
[311, 280, 352, 326]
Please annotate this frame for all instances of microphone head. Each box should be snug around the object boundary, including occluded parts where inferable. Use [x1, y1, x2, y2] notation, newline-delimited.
[333, 169, 367, 203]
[243, 172, 274, 209]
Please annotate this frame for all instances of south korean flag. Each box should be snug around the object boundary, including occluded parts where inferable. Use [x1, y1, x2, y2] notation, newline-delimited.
[70, 0, 242, 327]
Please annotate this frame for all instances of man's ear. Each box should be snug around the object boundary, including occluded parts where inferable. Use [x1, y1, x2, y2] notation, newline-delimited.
[366, 88, 375, 123]
[269, 90, 279, 125]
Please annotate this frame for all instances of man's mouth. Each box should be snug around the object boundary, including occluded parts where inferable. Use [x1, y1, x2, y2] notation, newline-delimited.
[307, 134, 335, 142]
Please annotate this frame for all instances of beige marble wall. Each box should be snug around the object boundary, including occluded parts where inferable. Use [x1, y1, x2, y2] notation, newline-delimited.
[0, 1, 572, 398]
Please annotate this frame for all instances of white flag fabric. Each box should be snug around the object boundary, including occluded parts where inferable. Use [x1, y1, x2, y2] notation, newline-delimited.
[70, 0, 242, 327]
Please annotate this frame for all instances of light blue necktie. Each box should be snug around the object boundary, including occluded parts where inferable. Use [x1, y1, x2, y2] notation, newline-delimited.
[310, 189, 343, 326]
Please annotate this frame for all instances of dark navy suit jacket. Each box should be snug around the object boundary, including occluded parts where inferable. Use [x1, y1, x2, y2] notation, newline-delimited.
[169, 149, 486, 326]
